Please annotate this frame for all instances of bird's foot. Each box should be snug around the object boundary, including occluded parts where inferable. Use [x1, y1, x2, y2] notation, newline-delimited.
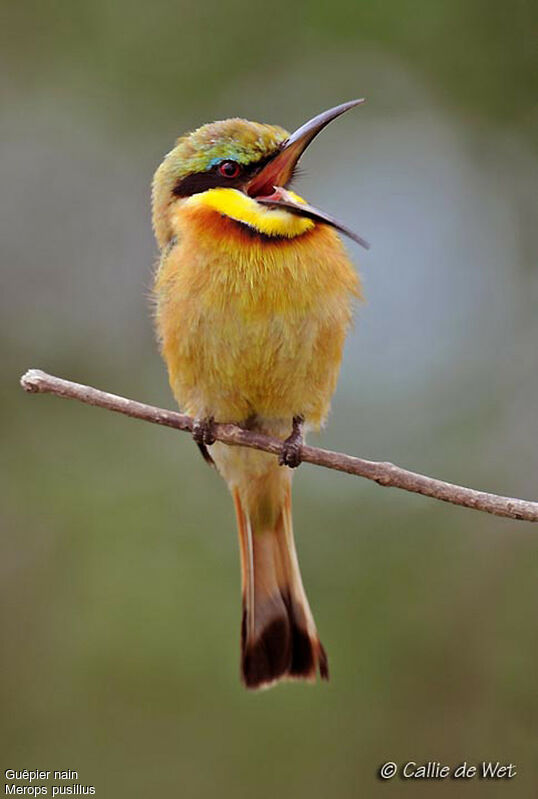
[279, 416, 304, 469]
[192, 416, 216, 466]
[192, 416, 216, 447]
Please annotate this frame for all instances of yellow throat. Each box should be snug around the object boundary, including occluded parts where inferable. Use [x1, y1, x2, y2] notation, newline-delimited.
[182, 187, 315, 239]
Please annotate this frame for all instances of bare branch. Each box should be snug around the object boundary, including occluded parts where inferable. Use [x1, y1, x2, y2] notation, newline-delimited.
[20, 368, 538, 523]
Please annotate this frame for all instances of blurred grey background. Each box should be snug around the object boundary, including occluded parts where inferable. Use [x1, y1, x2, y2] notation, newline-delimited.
[1, 1, 537, 796]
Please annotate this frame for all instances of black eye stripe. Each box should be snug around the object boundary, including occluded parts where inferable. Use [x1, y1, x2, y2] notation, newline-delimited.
[172, 167, 243, 197]
[172, 152, 278, 198]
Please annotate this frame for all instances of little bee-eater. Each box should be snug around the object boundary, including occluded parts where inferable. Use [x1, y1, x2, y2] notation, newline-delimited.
[152, 100, 367, 689]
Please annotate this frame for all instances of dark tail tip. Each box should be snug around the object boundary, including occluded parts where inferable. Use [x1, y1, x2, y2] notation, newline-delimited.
[241, 613, 291, 689]
[318, 642, 330, 681]
[241, 606, 329, 690]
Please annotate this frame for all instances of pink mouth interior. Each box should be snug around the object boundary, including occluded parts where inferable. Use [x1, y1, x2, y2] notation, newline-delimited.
[246, 149, 294, 198]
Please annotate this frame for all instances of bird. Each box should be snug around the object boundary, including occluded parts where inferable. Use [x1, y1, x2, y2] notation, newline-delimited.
[152, 100, 367, 690]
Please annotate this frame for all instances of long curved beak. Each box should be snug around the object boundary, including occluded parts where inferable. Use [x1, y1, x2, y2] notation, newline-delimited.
[246, 99, 369, 249]
[258, 188, 370, 250]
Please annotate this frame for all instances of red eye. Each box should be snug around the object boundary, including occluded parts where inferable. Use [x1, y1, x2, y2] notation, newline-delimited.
[218, 160, 241, 179]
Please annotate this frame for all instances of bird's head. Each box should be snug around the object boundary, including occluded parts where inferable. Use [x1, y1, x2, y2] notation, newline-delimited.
[152, 100, 368, 250]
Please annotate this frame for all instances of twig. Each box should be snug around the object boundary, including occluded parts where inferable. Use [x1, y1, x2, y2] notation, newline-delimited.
[20, 368, 538, 523]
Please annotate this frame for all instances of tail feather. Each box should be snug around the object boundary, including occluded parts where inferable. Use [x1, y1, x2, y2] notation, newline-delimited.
[233, 482, 328, 690]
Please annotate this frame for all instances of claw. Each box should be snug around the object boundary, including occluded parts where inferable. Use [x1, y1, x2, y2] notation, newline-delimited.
[192, 417, 216, 466]
[192, 416, 216, 446]
[279, 416, 304, 469]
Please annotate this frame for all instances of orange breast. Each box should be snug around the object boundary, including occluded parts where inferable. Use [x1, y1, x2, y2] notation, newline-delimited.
[154, 204, 361, 426]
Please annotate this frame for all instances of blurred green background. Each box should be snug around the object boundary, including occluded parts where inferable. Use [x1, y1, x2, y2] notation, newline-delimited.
[1, 0, 538, 796]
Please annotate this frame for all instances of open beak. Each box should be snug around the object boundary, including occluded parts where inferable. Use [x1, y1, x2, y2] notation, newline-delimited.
[246, 99, 369, 249]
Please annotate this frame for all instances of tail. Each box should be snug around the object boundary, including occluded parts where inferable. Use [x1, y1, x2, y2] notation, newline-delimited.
[232, 474, 329, 690]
